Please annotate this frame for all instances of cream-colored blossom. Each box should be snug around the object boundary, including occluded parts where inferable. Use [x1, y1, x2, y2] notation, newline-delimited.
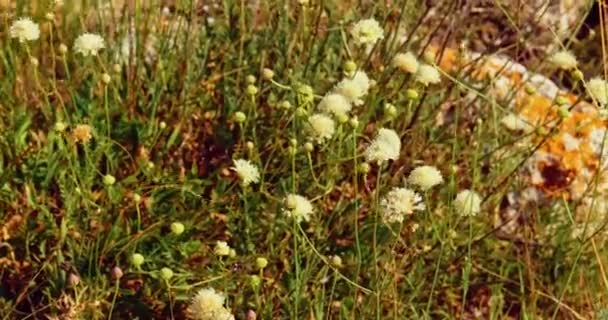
[381, 187, 425, 224]
[334, 71, 371, 106]
[9, 18, 40, 42]
[74, 33, 105, 56]
[351, 18, 384, 46]
[318, 93, 352, 118]
[284, 194, 313, 223]
[587, 77, 608, 106]
[190, 288, 234, 320]
[549, 50, 578, 70]
[454, 190, 482, 216]
[232, 159, 260, 186]
[393, 52, 419, 74]
[364, 128, 401, 164]
[415, 64, 441, 86]
[308, 114, 335, 143]
[408, 165, 443, 190]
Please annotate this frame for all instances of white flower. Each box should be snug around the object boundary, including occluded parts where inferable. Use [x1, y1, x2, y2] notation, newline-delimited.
[232, 159, 260, 186]
[9, 18, 40, 42]
[381, 187, 425, 224]
[408, 165, 443, 190]
[214, 241, 230, 256]
[351, 18, 384, 46]
[284, 194, 313, 223]
[549, 50, 578, 70]
[308, 114, 335, 143]
[334, 71, 371, 106]
[318, 93, 352, 118]
[454, 190, 482, 216]
[364, 128, 401, 164]
[415, 64, 441, 86]
[190, 288, 234, 320]
[501, 114, 533, 132]
[74, 33, 105, 56]
[393, 52, 419, 74]
[587, 77, 608, 106]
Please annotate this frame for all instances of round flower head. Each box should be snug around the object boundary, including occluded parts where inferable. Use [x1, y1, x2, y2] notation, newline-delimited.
[414, 64, 441, 86]
[10, 18, 40, 42]
[408, 165, 443, 191]
[72, 124, 93, 144]
[393, 52, 419, 74]
[318, 93, 352, 118]
[548, 50, 578, 70]
[232, 159, 260, 186]
[284, 194, 313, 223]
[454, 189, 482, 216]
[351, 18, 384, 46]
[381, 187, 425, 224]
[364, 128, 401, 164]
[334, 71, 371, 106]
[214, 241, 230, 256]
[307, 114, 335, 143]
[74, 33, 105, 56]
[190, 288, 234, 320]
[587, 77, 608, 106]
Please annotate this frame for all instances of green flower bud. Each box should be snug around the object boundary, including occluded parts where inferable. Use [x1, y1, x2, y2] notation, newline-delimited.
[234, 111, 247, 123]
[246, 84, 258, 96]
[304, 142, 314, 153]
[170, 222, 185, 235]
[256, 257, 268, 270]
[103, 174, 116, 186]
[406, 89, 419, 100]
[131, 253, 145, 267]
[160, 267, 173, 281]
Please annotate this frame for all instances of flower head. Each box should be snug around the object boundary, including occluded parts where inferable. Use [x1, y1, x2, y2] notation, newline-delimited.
[587, 77, 608, 106]
[214, 241, 231, 256]
[190, 288, 234, 320]
[364, 128, 401, 164]
[307, 114, 335, 143]
[284, 194, 313, 223]
[381, 187, 425, 224]
[454, 190, 482, 216]
[318, 93, 352, 118]
[415, 64, 441, 86]
[72, 124, 93, 144]
[334, 71, 371, 106]
[74, 33, 105, 56]
[232, 159, 260, 186]
[393, 52, 419, 74]
[408, 165, 443, 191]
[10, 18, 40, 42]
[549, 50, 578, 70]
[351, 18, 384, 46]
